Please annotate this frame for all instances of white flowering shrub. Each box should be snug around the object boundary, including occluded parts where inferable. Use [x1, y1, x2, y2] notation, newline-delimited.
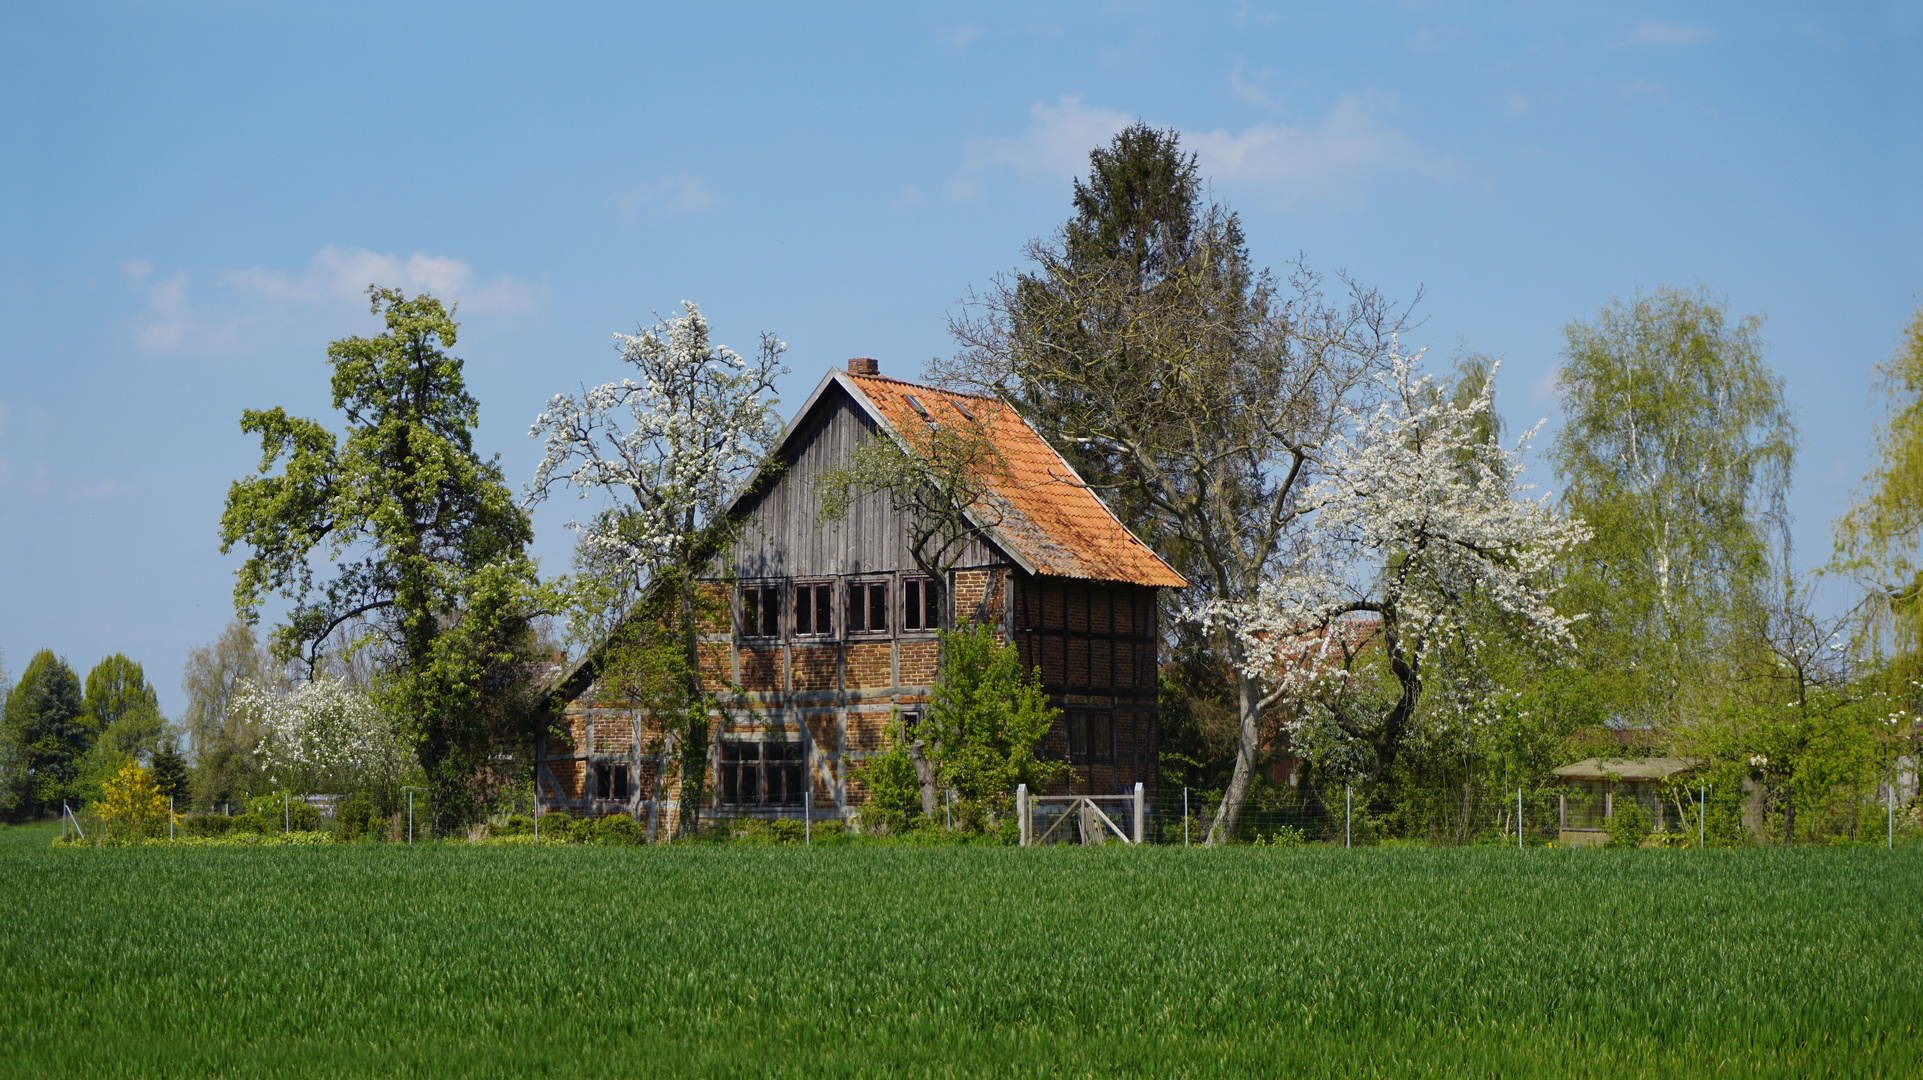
[238, 677, 409, 794]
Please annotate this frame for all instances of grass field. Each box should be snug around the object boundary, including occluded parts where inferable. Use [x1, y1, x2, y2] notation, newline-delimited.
[2, 824, 1918, 1078]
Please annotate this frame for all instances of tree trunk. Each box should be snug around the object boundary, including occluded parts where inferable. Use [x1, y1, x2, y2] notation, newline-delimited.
[909, 739, 940, 821]
[1205, 667, 1262, 847]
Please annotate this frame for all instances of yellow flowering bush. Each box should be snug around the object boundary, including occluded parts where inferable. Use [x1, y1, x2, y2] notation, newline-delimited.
[96, 762, 170, 838]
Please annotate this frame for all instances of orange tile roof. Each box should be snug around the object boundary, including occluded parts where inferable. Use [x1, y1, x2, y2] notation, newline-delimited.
[842, 371, 1186, 589]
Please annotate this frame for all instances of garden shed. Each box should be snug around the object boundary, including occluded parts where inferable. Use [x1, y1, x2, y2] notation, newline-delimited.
[1552, 757, 1701, 846]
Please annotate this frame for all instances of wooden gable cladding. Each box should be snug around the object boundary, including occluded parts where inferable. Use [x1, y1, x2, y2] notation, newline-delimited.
[1010, 573, 1158, 695]
[727, 380, 997, 580]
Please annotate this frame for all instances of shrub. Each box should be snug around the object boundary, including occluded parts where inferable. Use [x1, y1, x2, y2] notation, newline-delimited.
[496, 815, 534, 838]
[335, 795, 377, 841]
[230, 813, 270, 835]
[769, 818, 805, 845]
[564, 816, 594, 844]
[1606, 802, 1652, 848]
[591, 815, 644, 845]
[184, 814, 233, 837]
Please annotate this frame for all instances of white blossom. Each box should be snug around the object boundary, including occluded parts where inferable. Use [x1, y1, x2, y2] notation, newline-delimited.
[1195, 343, 1589, 716]
[526, 301, 786, 574]
[240, 676, 409, 792]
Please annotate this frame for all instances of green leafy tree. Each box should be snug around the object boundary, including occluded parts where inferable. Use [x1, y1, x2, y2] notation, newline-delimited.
[181, 620, 280, 809]
[85, 654, 167, 762]
[149, 740, 189, 802]
[2, 651, 91, 818]
[1833, 306, 1923, 661]
[1551, 285, 1797, 730]
[220, 287, 554, 822]
[923, 623, 1065, 808]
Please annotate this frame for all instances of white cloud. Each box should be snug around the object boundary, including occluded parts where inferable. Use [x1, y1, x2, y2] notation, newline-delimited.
[956, 96, 1134, 193]
[1229, 64, 1284, 111]
[955, 93, 1456, 206]
[1630, 21, 1713, 47]
[617, 174, 718, 219]
[126, 247, 541, 356]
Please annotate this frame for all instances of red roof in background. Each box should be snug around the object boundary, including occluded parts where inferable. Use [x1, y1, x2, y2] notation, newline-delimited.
[841, 370, 1187, 589]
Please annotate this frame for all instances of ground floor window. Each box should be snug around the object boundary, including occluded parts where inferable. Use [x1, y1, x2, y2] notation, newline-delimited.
[595, 762, 631, 800]
[1065, 710, 1114, 764]
[718, 740, 806, 806]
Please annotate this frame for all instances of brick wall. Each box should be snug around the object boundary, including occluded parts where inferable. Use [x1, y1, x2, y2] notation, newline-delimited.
[739, 647, 782, 692]
[898, 640, 937, 686]
[792, 645, 838, 691]
[846, 643, 891, 689]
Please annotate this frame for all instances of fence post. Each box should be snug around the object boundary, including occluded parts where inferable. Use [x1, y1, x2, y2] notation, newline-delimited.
[1700, 787, 1706, 849]
[1345, 785, 1352, 849]
[805, 781, 812, 846]
[1133, 782, 1145, 845]
[1890, 783, 1896, 851]
[284, 792, 290, 834]
[1017, 784, 1029, 847]
[169, 796, 174, 842]
[1517, 788, 1523, 852]
[408, 790, 414, 845]
[1183, 787, 1189, 848]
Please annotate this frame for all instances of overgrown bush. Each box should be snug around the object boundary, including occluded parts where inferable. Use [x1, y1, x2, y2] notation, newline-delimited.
[230, 813, 270, 835]
[591, 815, 643, 845]
[495, 815, 534, 838]
[335, 795, 376, 841]
[1606, 802, 1651, 848]
[184, 814, 233, 837]
[564, 816, 594, 844]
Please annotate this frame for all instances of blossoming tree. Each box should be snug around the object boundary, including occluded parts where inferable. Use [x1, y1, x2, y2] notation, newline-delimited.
[238, 677, 410, 796]
[1197, 349, 1589, 843]
[527, 301, 786, 833]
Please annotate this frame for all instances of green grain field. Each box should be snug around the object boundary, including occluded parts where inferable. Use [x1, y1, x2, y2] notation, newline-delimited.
[2, 825, 1917, 1079]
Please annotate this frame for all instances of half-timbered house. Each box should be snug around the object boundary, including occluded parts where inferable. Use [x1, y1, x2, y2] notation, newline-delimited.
[536, 358, 1186, 834]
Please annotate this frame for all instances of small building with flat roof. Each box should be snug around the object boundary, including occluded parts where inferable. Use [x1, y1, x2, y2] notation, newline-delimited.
[1552, 757, 1701, 846]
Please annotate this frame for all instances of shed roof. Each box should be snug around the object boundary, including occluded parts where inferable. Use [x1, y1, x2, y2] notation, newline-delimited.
[818, 368, 1186, 588]
[1552, 757, 1702, 781]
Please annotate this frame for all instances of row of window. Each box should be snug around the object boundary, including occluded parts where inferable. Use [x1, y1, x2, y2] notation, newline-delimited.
[587, 712, 1119, 809]
[740, 578, 941, 639]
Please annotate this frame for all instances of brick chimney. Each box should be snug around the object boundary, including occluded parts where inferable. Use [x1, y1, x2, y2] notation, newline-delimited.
[846, 357, 879, 376]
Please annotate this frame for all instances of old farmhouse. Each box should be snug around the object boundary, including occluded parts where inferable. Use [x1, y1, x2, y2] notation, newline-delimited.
[536, 359, 1186, 834]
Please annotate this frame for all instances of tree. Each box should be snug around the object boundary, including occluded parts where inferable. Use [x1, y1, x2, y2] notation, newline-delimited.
[1207, 352, 1588, 807]
[148, 741, 189, 802]
[1, 651, 91, 818]
[84, 654, 167, 762]
[1551, 285, 1796, 729]
[943, 125, 1409, 844]
[94, 760, 169, 839]
[923, 623, 1065, 810]
[1833, 306, 1923, 659]
[528, 301, 786, 835]
[181, 621, 282, 808]
[221, 287, 553, 820]
[236, 676, 409, 796]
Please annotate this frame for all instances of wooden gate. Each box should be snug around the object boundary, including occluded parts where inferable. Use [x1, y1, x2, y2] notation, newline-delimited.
[1016, 783, 1145, 845]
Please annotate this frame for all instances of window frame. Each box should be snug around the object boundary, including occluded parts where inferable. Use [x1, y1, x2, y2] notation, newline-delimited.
[792, 580, 835, 639]
[1064, 709, 1115, 765]
[716, 739, 808, 808]
[740, 582, 783, 640]
[593, 761, 632, 801]
[900, 576, 939, 633]
[846, 578, 891, 635]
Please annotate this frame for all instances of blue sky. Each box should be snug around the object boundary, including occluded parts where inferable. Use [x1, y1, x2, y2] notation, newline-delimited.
[2, 2, 1918, 718]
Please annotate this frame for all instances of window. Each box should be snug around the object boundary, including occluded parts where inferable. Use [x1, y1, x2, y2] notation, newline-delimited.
[1065, 710, 1113, 764]
[902, 578, 939, 632]
[742, 585, 781, 638]
[594, 762, 631, 800]
[718, 741, 806, 807]
[794, 582, 834, 636]
[848, 581, 889, 634]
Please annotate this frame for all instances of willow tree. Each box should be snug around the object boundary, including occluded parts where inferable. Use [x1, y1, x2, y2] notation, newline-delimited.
[942, 124, 1409, 843]
[1550, 285, 1796, 729]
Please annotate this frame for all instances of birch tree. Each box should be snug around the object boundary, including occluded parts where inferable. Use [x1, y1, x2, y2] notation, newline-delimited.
[1833, 306, 1923, 661]
[1551, 286, 1796, 727]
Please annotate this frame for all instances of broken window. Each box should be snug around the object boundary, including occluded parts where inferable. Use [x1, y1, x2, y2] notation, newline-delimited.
[848, 581, 889, 634]
[902, 578, 939, 632]
[718, 741, 806, 807]
[1065, 710, 1114, 764]
[793, 582, 834, 636]
[594, 762, 631, 800]
[741, 585, 781, 638]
